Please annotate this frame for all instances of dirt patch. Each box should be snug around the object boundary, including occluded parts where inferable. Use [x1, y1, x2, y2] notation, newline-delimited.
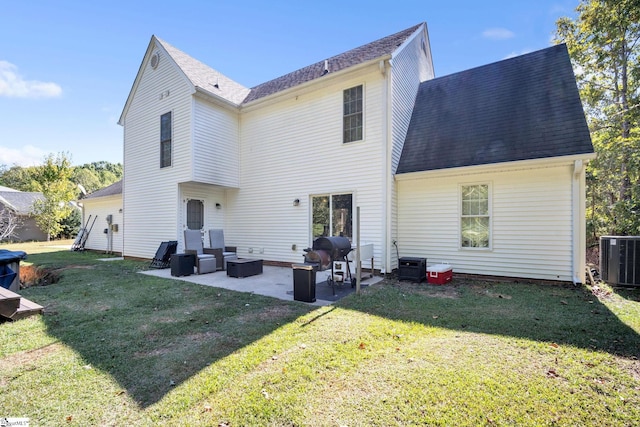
[394, 282, 461, 299]
[0, 342, 63, 371]
[19, 265, 61, 288]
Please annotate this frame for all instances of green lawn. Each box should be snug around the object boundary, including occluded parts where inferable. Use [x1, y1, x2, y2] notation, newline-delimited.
[1, 241, 639, 426]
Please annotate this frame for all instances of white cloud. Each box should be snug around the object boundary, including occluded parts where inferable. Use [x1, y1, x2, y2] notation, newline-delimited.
[0, 145, 47, 167]
[0, 61, 62, 98]
[482, 28, 515, 40]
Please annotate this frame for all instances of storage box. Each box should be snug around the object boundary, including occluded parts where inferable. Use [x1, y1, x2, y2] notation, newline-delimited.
[398, 257, 427, 282]
[427, 264, 452, 285]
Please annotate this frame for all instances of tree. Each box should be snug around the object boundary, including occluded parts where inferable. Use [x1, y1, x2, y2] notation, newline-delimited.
[0, 165, 39, 192]
[0, 208, 22, 242]
[555, 0, 640, 244]
[31, 153, 77, 240]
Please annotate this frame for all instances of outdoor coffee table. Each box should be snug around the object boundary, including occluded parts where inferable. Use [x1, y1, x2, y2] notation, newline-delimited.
[226, 259, 263, 278]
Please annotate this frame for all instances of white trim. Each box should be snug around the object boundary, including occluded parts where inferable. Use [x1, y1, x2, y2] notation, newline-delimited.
[342, 83, 365, 144]
[458, 182, 493, 251]
[395, 153, 597, 182]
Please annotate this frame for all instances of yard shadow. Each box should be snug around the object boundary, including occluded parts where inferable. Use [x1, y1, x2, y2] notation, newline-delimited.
[24, 252, 314, 408]
[338, 278, 640, 359]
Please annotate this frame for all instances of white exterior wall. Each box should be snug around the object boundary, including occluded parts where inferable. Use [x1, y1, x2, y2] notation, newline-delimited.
[397, 162, 577, 282]
[81, 196, 123, 254]
[229, 67, 387, 267]
[122, 43, 195, 259]
[176, 182, 226, 252]
[387, 26, 435, 272]
[193, 97, 240, 187]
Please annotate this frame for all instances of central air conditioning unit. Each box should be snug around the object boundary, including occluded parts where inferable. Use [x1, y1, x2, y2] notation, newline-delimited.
[600, 236, 640, 286]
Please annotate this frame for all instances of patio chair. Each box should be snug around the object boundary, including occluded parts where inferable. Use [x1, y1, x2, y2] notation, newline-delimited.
[208, 229, 238, 270]
[183, 229, 217, 274]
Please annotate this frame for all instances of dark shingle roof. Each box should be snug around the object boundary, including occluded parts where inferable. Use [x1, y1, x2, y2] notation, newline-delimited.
[84, 180, 122, 200]
[243, 24, 422, 103]
[0, 191, 44, 215]
[397, 43, 594, 174]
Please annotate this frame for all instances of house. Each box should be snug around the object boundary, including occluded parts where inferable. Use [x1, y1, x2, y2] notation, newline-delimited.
[79, 180, 123, 254]
[396, 44, 595, 282]
[116, 22, 594, 283]
[0, 186, 47, 242]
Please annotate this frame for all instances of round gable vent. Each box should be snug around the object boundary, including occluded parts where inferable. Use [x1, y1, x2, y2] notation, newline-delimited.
[150, 52, 160, 69]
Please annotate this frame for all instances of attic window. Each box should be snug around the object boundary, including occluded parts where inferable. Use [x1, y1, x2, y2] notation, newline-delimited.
[150, 52, 160, 69]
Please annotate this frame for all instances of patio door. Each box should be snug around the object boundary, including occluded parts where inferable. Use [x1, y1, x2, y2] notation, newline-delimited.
[311, 193, 352, 241]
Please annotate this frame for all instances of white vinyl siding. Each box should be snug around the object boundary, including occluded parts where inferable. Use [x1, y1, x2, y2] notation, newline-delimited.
[81, 196, 123, 254]
[230, 68, 386, 266]
[192, 97, 240, 187]
[397, 164, 575, 281]
[122, 43, 194, 259]
[387, 26, 435, 271]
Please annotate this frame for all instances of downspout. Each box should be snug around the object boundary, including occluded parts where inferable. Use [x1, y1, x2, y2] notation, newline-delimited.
[572, 159, 586, 284]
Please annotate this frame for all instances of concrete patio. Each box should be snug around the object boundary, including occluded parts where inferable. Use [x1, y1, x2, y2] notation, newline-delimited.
[140, 264, 384, 306]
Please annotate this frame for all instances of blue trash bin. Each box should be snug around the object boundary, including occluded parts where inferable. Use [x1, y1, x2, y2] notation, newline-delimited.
[0, 250, 27, 291]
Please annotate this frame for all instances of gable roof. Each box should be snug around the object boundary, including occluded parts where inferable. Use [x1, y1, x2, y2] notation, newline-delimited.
[243, 23, 423, 103]
[83, 180, 122, 200]
[396, 43, 594, 175]
[0, 190, 44, 215]
[156, 37, 251, 105]
[122, 23, 424, 121]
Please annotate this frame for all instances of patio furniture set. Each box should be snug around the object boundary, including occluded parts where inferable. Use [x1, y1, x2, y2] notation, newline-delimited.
[172, 229, 262, 278]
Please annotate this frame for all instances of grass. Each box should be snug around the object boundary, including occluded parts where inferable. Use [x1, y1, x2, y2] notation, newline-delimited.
[1, 241, 639, 426]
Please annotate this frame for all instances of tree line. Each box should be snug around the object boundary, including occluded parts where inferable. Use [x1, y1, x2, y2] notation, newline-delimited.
[555, 0, 640, 246]
[0, 152, 122, 241]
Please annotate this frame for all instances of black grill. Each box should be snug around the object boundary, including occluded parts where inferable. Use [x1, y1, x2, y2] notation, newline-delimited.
[303, 236, 354, 294]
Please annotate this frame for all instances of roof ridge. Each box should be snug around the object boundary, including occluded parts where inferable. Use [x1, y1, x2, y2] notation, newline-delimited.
[243, 23, 424, 104]
[155, 37, 250, 105]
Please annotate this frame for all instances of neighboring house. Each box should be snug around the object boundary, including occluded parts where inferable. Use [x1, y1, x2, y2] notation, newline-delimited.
[0, 186, 47, 242]
[79, 180, 123, 254]
[117, 22, 595, 283]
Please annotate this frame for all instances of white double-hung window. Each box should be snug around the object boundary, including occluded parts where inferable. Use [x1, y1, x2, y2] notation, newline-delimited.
[460, 184, 491, 248]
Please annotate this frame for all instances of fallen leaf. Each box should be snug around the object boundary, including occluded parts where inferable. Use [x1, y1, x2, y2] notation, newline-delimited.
[546, 369, 560, 378]
[66, 416, 73, 422]
[359, 342, 366, 350]
[560, 300, 568, 305]
[550, 343, 559, 348]
[432, 315, 439, 319]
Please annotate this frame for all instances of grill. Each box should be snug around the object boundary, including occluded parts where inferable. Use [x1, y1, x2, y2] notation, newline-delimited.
[303, 236, 354, 293]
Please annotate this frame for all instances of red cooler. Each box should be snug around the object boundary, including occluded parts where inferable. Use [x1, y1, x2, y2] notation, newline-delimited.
[427, 264, 452, 285]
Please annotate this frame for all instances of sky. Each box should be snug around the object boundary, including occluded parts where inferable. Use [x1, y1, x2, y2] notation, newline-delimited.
[0, 0, 580, 167]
